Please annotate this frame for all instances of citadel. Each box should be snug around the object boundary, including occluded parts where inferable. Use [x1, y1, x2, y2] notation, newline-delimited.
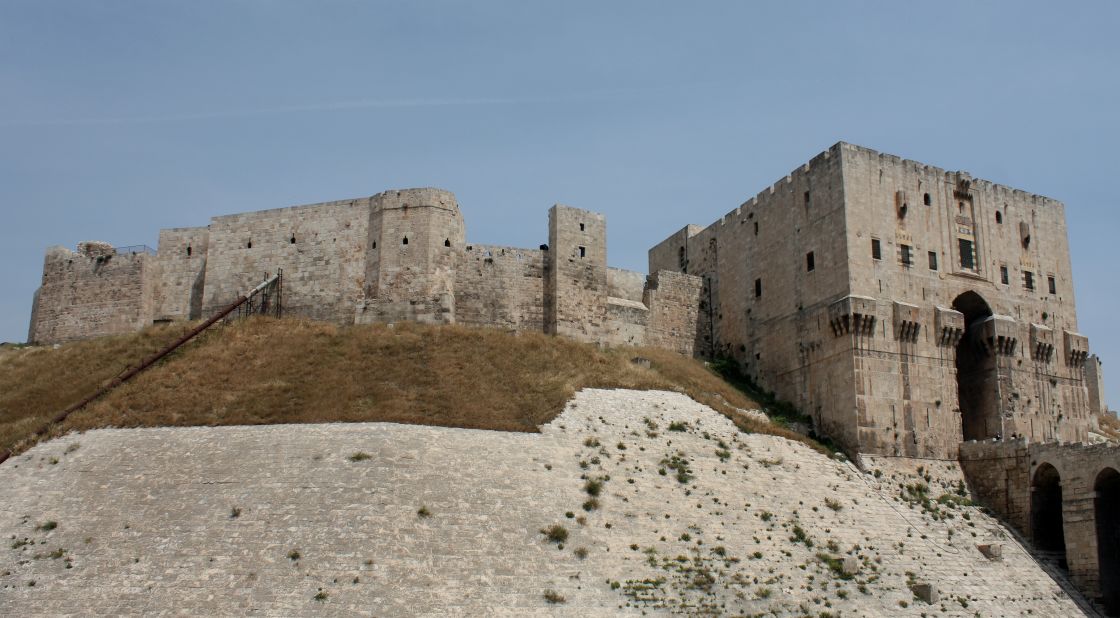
[23, 141, 1120, 608]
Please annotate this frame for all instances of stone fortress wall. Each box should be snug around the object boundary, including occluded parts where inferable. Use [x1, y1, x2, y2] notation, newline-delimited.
[650, 142, 1101, 460]
[27, 189, 703, 356]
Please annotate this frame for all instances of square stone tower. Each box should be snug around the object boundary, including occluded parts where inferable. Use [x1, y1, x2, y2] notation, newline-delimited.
[546, 205, 607, 340]
[651, 142, 1094, 458]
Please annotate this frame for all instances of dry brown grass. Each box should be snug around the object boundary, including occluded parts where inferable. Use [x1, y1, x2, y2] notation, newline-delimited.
[0, 317, 834, 457]
[0, 324, 195, 454]
[1098, 414, 1120, 442]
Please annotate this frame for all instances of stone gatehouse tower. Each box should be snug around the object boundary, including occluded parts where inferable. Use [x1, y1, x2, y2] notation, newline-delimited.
[651, 142, 1095, 459]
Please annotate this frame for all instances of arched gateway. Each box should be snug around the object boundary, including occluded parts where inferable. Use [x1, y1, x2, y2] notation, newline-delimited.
[952, 291, 1000, 441]
[1096, 467, 1120, 614]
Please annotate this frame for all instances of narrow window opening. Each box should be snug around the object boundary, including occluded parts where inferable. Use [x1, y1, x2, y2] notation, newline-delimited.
[900, 244, 913, 267]
[402, 237, 408, 245]
[1048, 276, 1056, 295]
[290, 236, 296, 244]
[372, 241, 377, 249]
[753, 221, 759, 236]
[1024, 270, 1035, 290]
[806, 251, 815, 272]
[678, 246, 687, 272]
[579, 223, 585, 231]
[928, 251, 938, 271]
[579, 246, 586, 258]
[996, 211, 1003, 224]
[444, 238, 451, 247]
[923, 193, 931, 206]
[1000, 265, 1009, 285]
[754, 278, 762, 298]
[803, 191, 810, 208]
[186, 245, 192, 257]
[871, 238, 882, 260]
[958, 239, 975, 270]
[247, 240, 252, 249]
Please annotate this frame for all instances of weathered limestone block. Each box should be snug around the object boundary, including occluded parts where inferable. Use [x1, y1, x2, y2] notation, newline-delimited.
[828, 295, 877, 337]
[892, 300, 921, 342]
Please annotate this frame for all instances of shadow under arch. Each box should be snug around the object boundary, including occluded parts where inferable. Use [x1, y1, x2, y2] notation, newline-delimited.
[1095, 467, 1120, 614]
[1031, 463, 1067, 569]
[952, 291, 999, 441]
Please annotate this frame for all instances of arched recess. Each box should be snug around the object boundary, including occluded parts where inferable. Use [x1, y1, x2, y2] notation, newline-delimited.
[1031, 463, 1067, 568]
[1095, 467, 1120, 614]
[952, 291, 999, 441]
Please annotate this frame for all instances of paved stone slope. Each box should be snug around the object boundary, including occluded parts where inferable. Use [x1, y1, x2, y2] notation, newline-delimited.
[0, 390, 1087, 616]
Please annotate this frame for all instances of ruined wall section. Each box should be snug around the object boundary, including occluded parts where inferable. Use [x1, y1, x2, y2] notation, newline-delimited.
[452, 244, 545, 332]
[152, 227, 209, 322]
[358, 189, 464, 324]
[546, 206, 607, 340]
[607, 268, 646, 303]
[644, 271, 704, 356]
[840, 143, 1089, 457]
[29, 242, 155, 344]
[200, 199, 368, 323]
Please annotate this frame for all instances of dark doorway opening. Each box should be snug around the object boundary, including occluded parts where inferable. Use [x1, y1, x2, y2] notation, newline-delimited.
[952, 291, 999, 441]
[1096, 467, 1120, 614]
[1031, 463, 1067, 569]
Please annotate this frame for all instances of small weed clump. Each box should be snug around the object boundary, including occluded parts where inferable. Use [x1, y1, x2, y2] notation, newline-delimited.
[313, 589, 328, 601]
[230, 507, 242, 519]
[582, 498, 600, 512]
[542, 589, 566, 604]
[288, 549, 301, 561]
[574, 547, 589, 560]
[348, 452, 371, 462]
[824, 498, 843, 512]
[417, 506, 432, 518]
[584, 478, 603, 497]
[36, 521, 57, 532]
[541, 524, 569, 545]
[668, 421, 690, 432]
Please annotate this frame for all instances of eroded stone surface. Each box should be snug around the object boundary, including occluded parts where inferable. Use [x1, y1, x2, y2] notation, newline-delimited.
[0, 390, 1087, 616]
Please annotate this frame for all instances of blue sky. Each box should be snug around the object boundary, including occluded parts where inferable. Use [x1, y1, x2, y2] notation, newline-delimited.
[1, 1, 1116, 407]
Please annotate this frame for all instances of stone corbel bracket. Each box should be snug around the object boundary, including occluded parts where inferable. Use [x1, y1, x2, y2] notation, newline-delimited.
[977, 315, 1019, 357]
[893, 300, 921, 342]
[1030, 323, 1055, 363]
[829, 295, 878, 338]
[935, 306, 964, 347]
[1063, 330, 1089, 367]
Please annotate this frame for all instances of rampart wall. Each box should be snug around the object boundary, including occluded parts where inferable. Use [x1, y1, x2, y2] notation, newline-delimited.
[29, 191, 703, 356]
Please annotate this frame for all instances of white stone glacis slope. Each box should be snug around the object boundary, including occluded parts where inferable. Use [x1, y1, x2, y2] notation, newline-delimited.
[0, 389, 1087, 616]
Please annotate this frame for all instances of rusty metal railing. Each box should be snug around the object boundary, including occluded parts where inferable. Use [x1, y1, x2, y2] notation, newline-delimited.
[0, 269, 283, 467]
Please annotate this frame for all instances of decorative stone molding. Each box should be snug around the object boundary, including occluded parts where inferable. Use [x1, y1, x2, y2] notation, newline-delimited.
[1063, 330, 1089, 367]
[892, 300, 921, 342]
[828, 295, 877, 338]
[977, 315, 1018, 357]
[934, 306, 964, 347]
[1029, 323, 1055, 363]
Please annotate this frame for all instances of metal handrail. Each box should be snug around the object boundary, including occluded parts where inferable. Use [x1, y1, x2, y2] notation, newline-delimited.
[0, 269, 283, 466]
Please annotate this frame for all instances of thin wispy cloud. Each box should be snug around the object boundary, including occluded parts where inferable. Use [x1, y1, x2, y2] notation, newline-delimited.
[0, 84, 708, 128]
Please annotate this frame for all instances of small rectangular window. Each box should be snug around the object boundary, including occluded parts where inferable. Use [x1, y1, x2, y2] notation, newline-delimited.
[958, 238, 975, 270]
[806, 251, 815, 272]
[804, 191, 810, 207]
[579, 223, 585, 231]
[928, 251, 938, 271]
[579, 246, 586, 258]
[1048, 276, 1056, 295]
[754, 278, 762, 298]
[1000, 265, 1009, 285]
[900, 244, 912, 266]
[1024, 270, 1034, 290]
[871, 238, 881, 260]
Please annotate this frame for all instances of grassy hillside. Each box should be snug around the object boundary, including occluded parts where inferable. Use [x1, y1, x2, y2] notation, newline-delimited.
[1, 318, 808, 456]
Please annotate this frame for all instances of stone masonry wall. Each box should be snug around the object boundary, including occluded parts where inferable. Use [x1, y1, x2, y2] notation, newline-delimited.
[29, 243, 154, 344]
[452, 244, 545, 332]
[546, 206, 607, 340]
[200, 199, 369, 323]
[151, 227, 209, 322]
[644, 270, 703, 356]
[960, 440, 1120, 604]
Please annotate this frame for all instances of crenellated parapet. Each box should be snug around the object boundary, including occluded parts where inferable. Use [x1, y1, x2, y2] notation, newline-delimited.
[828, 295, 877, 338]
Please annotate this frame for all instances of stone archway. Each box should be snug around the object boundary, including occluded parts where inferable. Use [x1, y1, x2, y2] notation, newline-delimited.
[952, 291, 999, 441]
[1095, 467, 1120, 614]
[1031, 463, 1067, 569]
